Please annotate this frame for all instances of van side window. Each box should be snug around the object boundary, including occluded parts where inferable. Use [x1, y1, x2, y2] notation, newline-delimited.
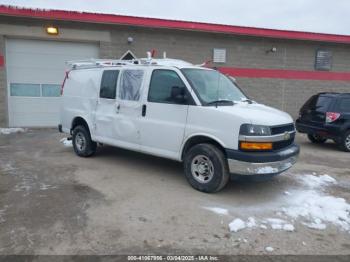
[119, 69, 144, 101]
[148, 69, 188, 104]
[100, 70, 119, 99]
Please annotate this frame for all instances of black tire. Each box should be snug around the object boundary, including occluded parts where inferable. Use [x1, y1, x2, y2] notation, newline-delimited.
[338, 131, 350, 152]
[72, 125, 97, 157]
[307, 134, 327, 144]
[183, 143, 229, 193]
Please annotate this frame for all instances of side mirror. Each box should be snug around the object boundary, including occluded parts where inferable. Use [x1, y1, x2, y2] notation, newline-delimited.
[170, 86, 187, 104]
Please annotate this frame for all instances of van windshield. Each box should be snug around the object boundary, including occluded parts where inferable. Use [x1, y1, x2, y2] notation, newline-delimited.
[181, 68, 246, 105]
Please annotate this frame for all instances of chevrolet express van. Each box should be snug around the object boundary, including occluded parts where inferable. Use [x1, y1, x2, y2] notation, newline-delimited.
[59, 58, 299, 193]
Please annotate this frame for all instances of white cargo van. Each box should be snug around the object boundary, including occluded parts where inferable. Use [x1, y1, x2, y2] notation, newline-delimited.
[59, 58, 299, 193]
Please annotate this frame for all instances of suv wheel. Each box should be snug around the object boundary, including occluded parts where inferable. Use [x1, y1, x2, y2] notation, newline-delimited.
[72, 125, 97, 157]
[339, 131, 350, 152]
[307, 134, 327, 144]
[184, 143, 229, 193]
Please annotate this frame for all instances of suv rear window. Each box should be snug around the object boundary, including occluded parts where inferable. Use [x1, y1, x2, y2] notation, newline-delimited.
[336, 98, 350, 112]
[303, 95, 333, 112]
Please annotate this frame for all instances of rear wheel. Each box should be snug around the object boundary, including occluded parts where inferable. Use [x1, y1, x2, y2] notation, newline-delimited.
[72, 125, 97, 157]
[339, 131, 350, 152]
[307, 134, 327, 144]
[183, 143, 229, 193]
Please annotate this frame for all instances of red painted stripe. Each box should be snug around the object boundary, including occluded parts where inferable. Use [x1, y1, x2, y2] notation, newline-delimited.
[219, 67, 350, 81]
[1, 6, 350, 44]
[0, 55, 4, 67]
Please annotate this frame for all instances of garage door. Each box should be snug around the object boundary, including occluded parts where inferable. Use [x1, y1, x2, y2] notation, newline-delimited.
[6, 39, 99, 127]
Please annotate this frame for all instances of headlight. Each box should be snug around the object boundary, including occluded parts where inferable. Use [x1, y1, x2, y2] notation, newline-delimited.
[240, 124, 271, 136]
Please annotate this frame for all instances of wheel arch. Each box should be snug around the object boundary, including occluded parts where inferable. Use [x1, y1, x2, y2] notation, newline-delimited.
[181, 134, 227, 161]
[70, 116, 91, 135]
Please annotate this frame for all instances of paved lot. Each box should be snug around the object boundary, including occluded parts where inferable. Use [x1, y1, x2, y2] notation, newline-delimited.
[0, 129, 349, 255]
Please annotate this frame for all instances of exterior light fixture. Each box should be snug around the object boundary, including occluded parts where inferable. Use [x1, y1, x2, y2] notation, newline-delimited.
[46, 26, 59, 35]
[266, 47, 277, 54]
[127, 37, 134, 44]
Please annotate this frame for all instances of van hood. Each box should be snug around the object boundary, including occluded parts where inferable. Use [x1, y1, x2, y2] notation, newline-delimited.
[216, 102, 293, 126]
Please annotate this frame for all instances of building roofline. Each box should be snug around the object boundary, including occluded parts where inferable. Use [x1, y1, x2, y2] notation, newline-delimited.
[1, 5, 350, 44]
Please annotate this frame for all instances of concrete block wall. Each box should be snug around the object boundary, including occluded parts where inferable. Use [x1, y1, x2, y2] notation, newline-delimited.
[101, 26, 350, 119]
[237, 78, 350, 118]
[0, 18, 349, 126]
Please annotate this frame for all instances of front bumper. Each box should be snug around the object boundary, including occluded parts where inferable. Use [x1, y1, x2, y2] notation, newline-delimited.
[226, 144, 299, 176]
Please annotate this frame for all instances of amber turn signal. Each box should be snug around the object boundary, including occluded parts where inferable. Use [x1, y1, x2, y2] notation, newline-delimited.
[240, 142, 273, 150]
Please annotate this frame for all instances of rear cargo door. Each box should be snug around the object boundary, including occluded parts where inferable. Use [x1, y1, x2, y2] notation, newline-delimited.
[300, 95, 332, 126]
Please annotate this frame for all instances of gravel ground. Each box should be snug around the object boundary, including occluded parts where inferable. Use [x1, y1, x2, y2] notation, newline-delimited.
[0, 129, 349, 256]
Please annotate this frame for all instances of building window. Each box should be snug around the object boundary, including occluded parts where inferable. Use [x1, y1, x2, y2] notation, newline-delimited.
[213, 48, 226, 63]
[10, 83, 41, 97]
[120, 50, 137, 60]
[315, 49, 332, 71]
[10, 83, 61, 97]
[42, 84, 61, 97]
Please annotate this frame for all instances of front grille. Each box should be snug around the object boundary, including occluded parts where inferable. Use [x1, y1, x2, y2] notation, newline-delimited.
[273, 132, 295, 150]
[271, 124, 295, 135]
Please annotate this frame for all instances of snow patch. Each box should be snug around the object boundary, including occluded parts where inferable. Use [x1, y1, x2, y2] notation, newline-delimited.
[203, 207, 229, 215]
[60, 138, 72, 147]
[259, 224, 268, 229]
[282, 190, 350, 231]
[298, 174, 337, 189]
[265, 218, 294, 231]
[256, 166, 278, 174]
[246, 217, 256, 228]
[229, 219, 246, 232]
[0, 128, 26, 135]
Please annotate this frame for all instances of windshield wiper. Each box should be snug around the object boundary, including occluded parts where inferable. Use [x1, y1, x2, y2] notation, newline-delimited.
[240, 98, 254, 104]
[206, 100, 235, 106]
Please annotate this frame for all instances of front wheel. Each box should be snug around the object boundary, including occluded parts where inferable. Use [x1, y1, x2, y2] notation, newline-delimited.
[72, 125, 97, 157]
[183, 143, 229, 193]
[307, 134, 327, 144]
[339, 131, 350, 152]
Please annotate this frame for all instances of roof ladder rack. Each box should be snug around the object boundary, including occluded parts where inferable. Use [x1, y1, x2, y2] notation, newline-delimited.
[66, 59, 140, 69]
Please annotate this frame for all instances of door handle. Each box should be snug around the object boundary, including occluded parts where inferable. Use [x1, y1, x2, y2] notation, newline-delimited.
[115, 104, 120, 113]
[142, 104, 147, 117]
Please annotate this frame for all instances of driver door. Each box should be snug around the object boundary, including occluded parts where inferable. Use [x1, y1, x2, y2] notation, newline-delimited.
[139, 69, 194, 160]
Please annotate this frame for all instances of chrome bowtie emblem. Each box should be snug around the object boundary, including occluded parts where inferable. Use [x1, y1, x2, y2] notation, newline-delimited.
[284, 132, 291, 140]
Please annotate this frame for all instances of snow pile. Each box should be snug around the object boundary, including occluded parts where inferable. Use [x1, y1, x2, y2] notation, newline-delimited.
[227, 174, 350, 233]
[60, 138, 72, 147]
[282, 188, 350, 231]
[229, 218, 246, 232]
[203, 207, 229, 215]
[298, 174, 337, 188]
[0, 128, 26, 135]
[229, 217, 295, 232]
[265, 218, 295, 232]
[228, 217, 258, 232]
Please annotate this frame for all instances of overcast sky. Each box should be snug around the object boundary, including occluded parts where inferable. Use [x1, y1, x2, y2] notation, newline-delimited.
[1, 0, 349, 35]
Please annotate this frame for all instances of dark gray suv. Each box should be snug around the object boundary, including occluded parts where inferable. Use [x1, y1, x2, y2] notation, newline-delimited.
[296, 93, 350, 152]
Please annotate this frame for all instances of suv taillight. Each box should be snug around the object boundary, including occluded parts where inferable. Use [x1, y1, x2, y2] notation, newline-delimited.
[326, 112, 340, 123]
